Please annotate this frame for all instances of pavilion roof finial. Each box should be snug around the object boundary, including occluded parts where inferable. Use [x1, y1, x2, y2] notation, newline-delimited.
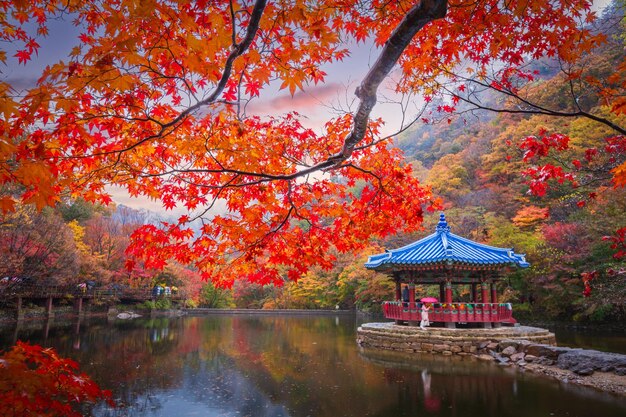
[436, 212, 450, 234]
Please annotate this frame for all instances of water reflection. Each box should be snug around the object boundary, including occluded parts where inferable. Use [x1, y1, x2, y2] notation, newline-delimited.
[1, 315, 625, 417]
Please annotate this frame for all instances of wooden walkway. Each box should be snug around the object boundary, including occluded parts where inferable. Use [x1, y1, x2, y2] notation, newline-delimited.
[0, 283, 186, 320]
[1, 284, 184, 300]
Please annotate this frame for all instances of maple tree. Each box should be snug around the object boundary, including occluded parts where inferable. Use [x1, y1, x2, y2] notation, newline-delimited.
[0, 0, 615, 286]
[0, 206, 80, 284]
[0, 342, 113, 417]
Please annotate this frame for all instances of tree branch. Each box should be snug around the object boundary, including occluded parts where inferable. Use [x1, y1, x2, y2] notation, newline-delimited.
[333, 0, 448, 161]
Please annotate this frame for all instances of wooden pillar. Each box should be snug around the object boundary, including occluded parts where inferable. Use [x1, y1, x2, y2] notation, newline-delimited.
[394, 279, 402, 325]
[471, 283, 478, 302]
[45, 296, 54, 319]
[445, 281, 453, 304]
[408, 283, 417, 326]
[15, 296, 24, 321]
[481, 282, 489, 304]
[439, 282, 445, 302]
[445, 280, 455, 328]
[491, 283, 498, 303]
[408, 283, 416, 306]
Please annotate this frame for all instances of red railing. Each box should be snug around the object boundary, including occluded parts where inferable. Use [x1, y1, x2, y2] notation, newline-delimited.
[382, 301, 515, 324]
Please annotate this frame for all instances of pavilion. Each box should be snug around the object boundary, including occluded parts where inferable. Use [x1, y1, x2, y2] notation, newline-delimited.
[365, 213, 529, 328]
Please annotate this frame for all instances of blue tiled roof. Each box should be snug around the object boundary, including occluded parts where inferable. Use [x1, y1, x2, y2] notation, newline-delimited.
[365, 213, 530, 270]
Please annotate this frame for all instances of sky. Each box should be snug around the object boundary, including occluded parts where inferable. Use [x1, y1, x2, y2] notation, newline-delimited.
[1, 0, 612, 216]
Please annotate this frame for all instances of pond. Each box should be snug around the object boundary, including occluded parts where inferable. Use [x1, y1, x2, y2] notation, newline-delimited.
[1, 313, 625, 417]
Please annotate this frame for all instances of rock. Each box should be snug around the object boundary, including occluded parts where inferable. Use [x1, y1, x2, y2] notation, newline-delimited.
[524, 354, 537, 362]
[496, 356, 511, 365]
[557, 349, 626, 376]
[524, 344, 571, 360]
[117, 312, 141, 319]
[499, 339, 521, 351]
[487, 342, 499, 351]
[501, 346, 517, 357]
[517, 360, 527, 367]
[574, 368, 594, 376]
[510, 352, 525, 362]
[450, 345, 462, 353]
[477, 354, 494, 361]
[536, 358, 554, 366]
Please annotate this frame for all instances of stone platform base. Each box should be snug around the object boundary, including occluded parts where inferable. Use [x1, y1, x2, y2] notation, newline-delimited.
[357, 322, 556, 356]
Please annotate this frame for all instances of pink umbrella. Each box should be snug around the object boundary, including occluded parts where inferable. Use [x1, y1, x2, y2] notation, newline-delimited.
[421, 297, 438, 303]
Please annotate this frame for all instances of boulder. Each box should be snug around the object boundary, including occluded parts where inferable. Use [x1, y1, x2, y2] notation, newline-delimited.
[524, 344, 571, 360]
[501, 346, 517, 357]
[574, 368, 594, 376]
[496, 355, 511, 365]
[486, 342, 499, 351]
[478, 341, 490, 350]
[499, 339, 529, 351]
[117, 312, 142, 320]
[557, 349, 626, 376]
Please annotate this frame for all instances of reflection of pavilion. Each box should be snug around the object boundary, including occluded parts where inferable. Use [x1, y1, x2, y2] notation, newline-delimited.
[359, 349, 519, 414]
[366, 213, 529, 328]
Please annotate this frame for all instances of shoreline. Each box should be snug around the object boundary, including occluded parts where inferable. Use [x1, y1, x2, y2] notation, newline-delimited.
[357, 322, 626, 397]
[0, 306, 358, 325]
[514, 361, 626, 396]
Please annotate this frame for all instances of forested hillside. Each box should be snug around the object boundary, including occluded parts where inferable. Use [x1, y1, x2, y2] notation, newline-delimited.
[392, 4, 626, 322]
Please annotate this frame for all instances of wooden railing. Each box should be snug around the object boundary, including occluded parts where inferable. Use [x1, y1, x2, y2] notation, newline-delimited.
[0, 284, 186, 301]
[382, 301, 515, 324]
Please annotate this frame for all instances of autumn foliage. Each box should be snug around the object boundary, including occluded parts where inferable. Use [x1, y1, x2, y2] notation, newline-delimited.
[0, 342, 113, 417]
[0, 0, 623, 287]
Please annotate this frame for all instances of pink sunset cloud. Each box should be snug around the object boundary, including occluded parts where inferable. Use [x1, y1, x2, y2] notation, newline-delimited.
[249, 82, 348, 114]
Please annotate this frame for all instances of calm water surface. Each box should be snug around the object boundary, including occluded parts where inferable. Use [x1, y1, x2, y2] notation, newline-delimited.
[1, 314, 625, 417]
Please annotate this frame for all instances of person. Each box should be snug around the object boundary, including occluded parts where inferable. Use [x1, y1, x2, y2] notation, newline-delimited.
[402, 285, 409, 308]
[420, 302, 431, 330]
[164, 286, 171, 297]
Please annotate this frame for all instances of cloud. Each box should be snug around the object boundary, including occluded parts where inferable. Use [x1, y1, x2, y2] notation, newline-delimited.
[249, 82, 346, 114]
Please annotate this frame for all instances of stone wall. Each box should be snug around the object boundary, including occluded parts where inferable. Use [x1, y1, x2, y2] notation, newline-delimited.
[357, 322, 626, 378]
[357, 322, 556, 356]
